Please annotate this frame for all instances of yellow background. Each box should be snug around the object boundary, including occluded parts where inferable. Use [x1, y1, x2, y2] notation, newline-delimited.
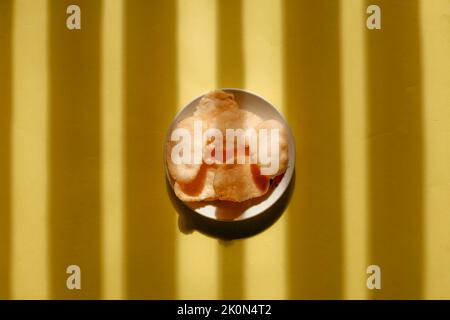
[0, 0, 449, 299]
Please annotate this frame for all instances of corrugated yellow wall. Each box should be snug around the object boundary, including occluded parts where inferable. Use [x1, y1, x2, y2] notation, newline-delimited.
[0, 0, 449, 300]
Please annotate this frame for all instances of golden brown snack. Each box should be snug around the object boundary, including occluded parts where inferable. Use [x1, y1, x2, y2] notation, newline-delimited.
[213, 162, 269, 202]
[166, 116, 203, 184]
[168, 90, 290, 204]
[174, 164, 217, 202]
[207, 109, 262, 136]
[194, 90, 238, 119]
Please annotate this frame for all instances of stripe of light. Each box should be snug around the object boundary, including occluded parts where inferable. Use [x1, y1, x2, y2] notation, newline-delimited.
[11, 0, 48, 299]
[101, 0, 124, 299]
[242, 0, 286, 299]
[419, 0, 450, 299]
[340, 0, 368, 300]
[176, 0, 219, 299]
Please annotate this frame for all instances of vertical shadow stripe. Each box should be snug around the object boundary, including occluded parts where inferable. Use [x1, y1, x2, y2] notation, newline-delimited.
[284, 0, 343, 299]
[49, 0, 102, 299]
[217, 0, 245, 300]
[0, 0, 12, 300]
[366, 0, 424, 299]
[125, 0, 177, 299]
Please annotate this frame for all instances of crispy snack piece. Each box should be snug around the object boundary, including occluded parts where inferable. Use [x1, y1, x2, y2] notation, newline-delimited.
[166, 116, 202, 184]
[254, 119, 289, 177]
[208, 109, 262, 135]
[194, 90, 239, 119]
[174, 164, 217, 202]
[213, 162, 269, 202]
[169, 90, 289, 203]
[194, 90, 262, 132]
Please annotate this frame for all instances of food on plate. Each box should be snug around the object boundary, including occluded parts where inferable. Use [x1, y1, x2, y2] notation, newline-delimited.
[213, 162, 269, 202]
[166, 116, 203, 184]
[166, 90, 289, 203]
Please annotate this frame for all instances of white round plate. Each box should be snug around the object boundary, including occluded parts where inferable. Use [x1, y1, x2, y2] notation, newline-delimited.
[165, 88, 296, 222]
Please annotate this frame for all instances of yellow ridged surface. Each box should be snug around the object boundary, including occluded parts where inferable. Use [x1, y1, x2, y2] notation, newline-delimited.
[420, 0, 450, 300]
[242, 0, 286, 300]
[101, 0, 124, 300]
[0, 0, 448, 300]
[176, 0, 219, 299]
[340, 0, 368, 300]
[11, 0, 49, 299]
